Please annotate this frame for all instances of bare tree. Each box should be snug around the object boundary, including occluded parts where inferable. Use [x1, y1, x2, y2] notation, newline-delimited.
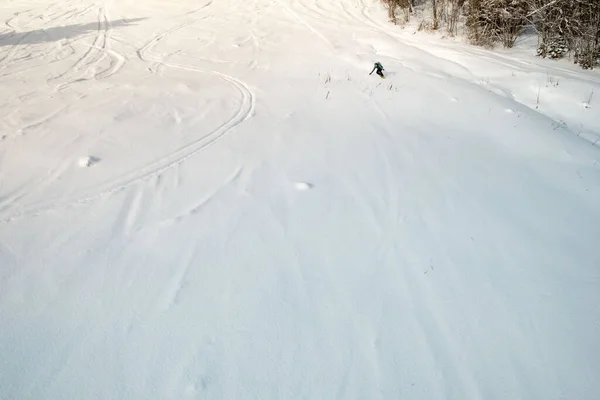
[532, 0, 600, 68]
[448, 0, 466, 35]
[378, 0, 599, 69]
[384, 0, 413, 24]
[465, 0, 529, 47]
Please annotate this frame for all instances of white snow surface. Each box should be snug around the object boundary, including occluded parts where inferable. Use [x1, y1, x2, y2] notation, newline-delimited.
[1, 0, 600, 398]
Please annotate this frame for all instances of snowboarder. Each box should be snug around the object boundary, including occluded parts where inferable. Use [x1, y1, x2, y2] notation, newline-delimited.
[369, 62, 385, 78]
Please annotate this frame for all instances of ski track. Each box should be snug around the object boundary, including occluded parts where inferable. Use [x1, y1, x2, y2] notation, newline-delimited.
[50, 4, 124, 85]
[159, 165, 243, 228]
[0, 0, 255, 223]
[2, 0, 600, 399]
[0, 1, 87, 69]
[303, 0, 600, 144]
[0, 30, 33, 70]
[274, 0, 334, 48]
[95, 5, 126, 80]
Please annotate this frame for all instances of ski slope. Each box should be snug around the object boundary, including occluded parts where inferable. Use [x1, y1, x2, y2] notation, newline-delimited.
[1, 0, 599, 398]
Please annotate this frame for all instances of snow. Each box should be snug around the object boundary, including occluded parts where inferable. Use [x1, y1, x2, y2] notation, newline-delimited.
[1, 0, 599, 398]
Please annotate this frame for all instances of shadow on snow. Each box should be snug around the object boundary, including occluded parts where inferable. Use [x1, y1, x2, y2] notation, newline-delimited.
[0, 18, 146, 47]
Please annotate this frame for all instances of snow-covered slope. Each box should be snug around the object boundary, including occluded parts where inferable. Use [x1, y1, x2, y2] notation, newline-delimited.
[1, 0, 599, 398]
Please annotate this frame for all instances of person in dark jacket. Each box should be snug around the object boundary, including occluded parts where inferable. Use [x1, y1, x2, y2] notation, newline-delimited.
[369, 62, 385, 78]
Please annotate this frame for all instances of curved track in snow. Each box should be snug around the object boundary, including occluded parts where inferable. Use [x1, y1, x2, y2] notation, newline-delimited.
[0, 1, 255, 222]
[1, 1, 599, 399]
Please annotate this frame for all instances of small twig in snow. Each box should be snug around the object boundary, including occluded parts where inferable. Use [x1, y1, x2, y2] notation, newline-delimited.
[585, 90, 594, 108]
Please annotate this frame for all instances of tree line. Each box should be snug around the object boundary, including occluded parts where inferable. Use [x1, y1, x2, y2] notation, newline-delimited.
[383, 0, 600, 69]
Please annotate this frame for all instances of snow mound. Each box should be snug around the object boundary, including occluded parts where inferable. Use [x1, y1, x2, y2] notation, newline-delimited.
[294, 182, 313, 190]
[77, 156, 99, 168]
